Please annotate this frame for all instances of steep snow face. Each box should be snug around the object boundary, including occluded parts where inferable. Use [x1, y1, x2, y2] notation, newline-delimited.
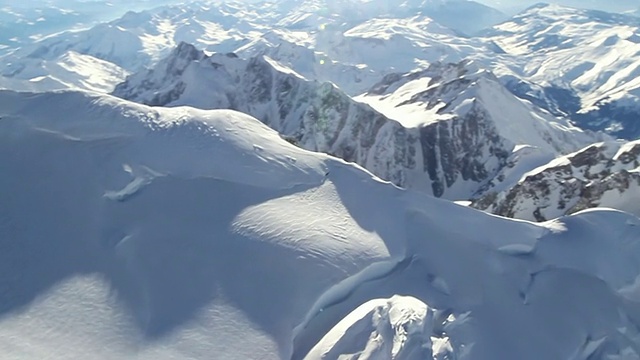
[113, 44, 597, 199]
[483, 3, 640, 138]
[2, 89, 640, 360]
[473, 140, 640, 221]
[305, 295, 451, 360]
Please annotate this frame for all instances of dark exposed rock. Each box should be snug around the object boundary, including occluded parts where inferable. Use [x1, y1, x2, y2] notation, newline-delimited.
[472, 141, 640, 221]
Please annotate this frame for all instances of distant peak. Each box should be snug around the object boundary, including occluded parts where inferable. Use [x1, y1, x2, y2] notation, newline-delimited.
[171, 42, 204, 61]
[528, 2, 550, 8]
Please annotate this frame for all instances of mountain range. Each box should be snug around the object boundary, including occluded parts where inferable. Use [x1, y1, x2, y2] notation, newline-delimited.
[112, 42, 598, 199]
[2, 1, 639, 138]
[2, 2, 640, 358]
[1, 0, 636, 206]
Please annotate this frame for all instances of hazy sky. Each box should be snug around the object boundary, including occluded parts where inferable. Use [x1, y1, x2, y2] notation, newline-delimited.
[476, 0, 638, 14]
[0, 0, 637, 15]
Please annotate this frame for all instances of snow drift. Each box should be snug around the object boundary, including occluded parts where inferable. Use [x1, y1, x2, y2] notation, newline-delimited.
[1, 90, 640, 359]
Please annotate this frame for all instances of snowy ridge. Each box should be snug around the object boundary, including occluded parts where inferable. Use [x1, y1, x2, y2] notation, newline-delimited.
[357, 60, 601, 197]
[473, 140, 640, 221]
[2, 89, 640, 359]
[114, 44, 598, 199]
[359, 60, 596, 154]
[1, 51, 129, 92]
[305, 295, 449, 359]
[393, 0, 507, 35]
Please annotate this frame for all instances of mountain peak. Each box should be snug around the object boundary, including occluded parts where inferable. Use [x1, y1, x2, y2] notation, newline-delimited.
[524, 2, 551, 11]
[172, 41, 204, 61]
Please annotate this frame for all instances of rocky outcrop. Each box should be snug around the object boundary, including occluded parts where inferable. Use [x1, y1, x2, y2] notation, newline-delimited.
[472, 141, 640, 221]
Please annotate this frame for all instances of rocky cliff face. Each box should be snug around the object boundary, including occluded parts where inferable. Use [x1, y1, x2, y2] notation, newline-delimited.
[113, 43, 594, 199]
[472, 140, 640, 221]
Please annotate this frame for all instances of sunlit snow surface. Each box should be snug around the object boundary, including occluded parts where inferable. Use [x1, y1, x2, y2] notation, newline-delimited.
[1, 90, 640, 359]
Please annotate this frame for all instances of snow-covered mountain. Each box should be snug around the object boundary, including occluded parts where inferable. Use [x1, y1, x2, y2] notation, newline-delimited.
[0, 0, 503, 95]
[0, 0, 182, 56]
[2, 88, 640, 359]
[357, 60, 597, 155]
[4, 0, 640, 141]
[0, 50, 129, 93]
[113, 43, 598, 199]
[4, 1, 640, 359]
[395, 0, 507, 35]
[312, 0, 508, 35]
[473, 140, 640, 221]
[482, 3, 640, 139]
[236, 14, 500, 94]
[357, 60, 606, 195]
[1, 0, 636, 212]
[0, 1, 266, 91]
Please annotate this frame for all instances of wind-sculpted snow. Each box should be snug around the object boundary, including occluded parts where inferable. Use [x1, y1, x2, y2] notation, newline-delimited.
[304, 295, 448, 360]
[473, 140, 640, 221]
[1, 89, 640, 359]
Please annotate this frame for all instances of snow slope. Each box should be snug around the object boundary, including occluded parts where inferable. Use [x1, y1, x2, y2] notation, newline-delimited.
[482, 3, 640, 138]
[237, 13, 500, 94]
[1, 89, 640, 359]
[0, 0, 177, 56]
[1, 51, 129, 92]
[358, 60, 596, 154]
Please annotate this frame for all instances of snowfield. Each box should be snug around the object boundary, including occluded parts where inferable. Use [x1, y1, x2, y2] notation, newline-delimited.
[1, 90, 640, 359]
